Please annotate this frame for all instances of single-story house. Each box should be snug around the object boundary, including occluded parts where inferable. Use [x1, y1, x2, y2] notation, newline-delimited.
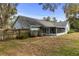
[12, 15, 70, 36]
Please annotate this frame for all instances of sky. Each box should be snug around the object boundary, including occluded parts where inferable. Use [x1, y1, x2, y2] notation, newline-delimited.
[17, 3, 66, 21]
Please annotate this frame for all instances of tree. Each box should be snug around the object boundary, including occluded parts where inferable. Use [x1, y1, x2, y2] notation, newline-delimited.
[64, 3, 79, 18]
[43, 16, 51, 21]
[40, 3, 79, 18]
[39, 3, 60, 12]
[52, 17, 57, 23]
[64, 3, 79, 30]
[0, 3, 18, 40]
[43, 17, 46, 20]
[46, 16, 51, 21]
[0, 3, 18, 29]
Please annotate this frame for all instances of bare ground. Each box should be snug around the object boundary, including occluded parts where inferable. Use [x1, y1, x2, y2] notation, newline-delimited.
[0, 33, 79, 56]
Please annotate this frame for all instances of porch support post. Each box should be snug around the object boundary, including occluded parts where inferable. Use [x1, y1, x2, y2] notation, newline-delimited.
[49, 27, 50, 34]
[56, 27, 57, 35]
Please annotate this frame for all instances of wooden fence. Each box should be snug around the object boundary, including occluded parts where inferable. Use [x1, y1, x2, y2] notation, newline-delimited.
[0, 29, 29, 40]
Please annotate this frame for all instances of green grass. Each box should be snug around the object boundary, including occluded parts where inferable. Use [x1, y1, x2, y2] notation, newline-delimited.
[0, 33, 79, 55]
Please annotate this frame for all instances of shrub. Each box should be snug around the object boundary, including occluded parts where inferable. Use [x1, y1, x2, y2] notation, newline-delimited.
[30, 30, 38, 37]
[68, 29, 75, 33]
[16, 31, 29, 39]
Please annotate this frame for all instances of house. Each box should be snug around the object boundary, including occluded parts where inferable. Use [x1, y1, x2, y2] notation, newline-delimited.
[12, 15, 70, 36]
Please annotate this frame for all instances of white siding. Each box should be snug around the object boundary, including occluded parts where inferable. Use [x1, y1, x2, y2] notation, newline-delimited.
[30, 28, 39, 30]
[56, 32, 67, 36]
[65, 22, 70, 33]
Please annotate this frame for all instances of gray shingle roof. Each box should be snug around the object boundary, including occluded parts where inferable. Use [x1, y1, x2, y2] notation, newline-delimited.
[13, 15, 67, 29]
[38, 20, 55, 27]
[39, 20, 67, 28]
[55, 21, 67, 28]
[17, 16, 41, 26]
[12, 15, 41, 28]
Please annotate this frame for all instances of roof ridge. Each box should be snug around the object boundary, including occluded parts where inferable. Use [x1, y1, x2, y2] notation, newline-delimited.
[18, 15, 41, 21]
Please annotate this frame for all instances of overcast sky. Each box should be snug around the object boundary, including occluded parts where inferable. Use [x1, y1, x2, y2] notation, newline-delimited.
[17, 3, 66, 21]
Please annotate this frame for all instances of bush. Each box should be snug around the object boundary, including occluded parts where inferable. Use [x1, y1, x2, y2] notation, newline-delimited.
[30, 30, 38, 37]
[68, 29, 75, 33]
[16, 31, 29, 39]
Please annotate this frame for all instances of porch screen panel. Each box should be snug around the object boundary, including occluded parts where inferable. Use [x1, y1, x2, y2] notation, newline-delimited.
[50, 27, 56, 34]
[57, 28, 65, 33]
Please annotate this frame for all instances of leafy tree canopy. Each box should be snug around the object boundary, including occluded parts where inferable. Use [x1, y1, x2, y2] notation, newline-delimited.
[0, 3, 18, 29]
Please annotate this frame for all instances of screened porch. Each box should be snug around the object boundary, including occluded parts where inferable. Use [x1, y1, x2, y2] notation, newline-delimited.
[41, 27, 65, 36]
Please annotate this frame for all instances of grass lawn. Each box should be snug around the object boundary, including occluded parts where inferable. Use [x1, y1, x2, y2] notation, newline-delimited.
[0, 32, 79, 56]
